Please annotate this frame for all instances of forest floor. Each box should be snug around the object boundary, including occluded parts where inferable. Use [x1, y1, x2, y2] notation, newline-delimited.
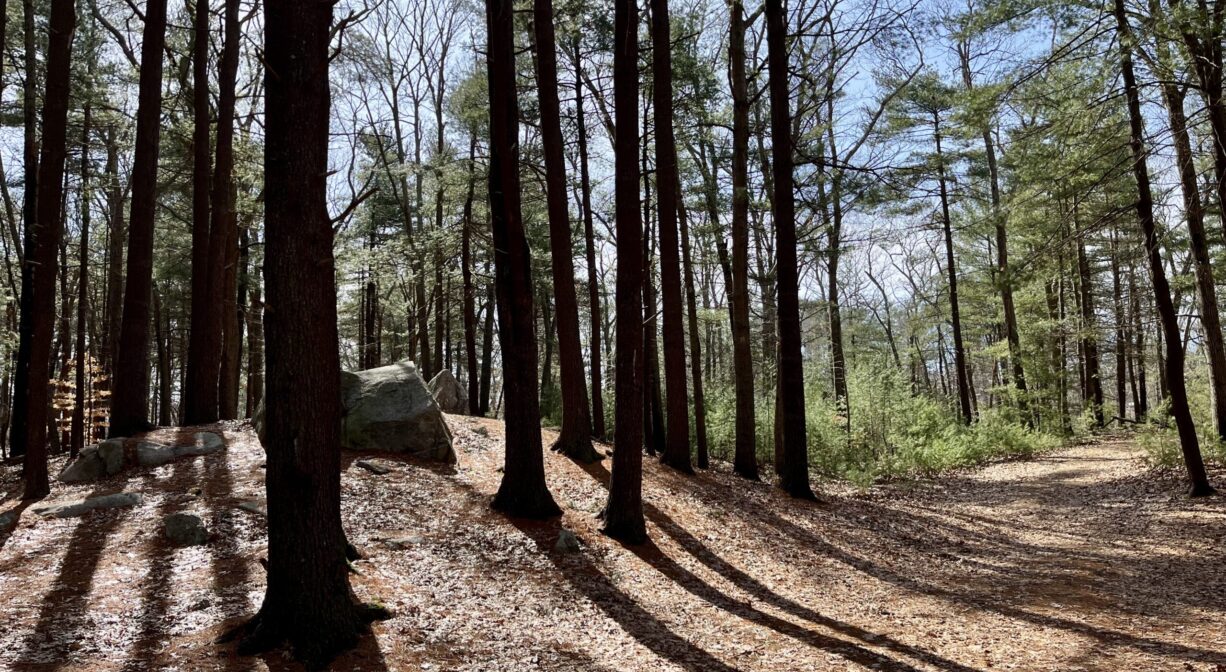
[1, 416, 1224, 672]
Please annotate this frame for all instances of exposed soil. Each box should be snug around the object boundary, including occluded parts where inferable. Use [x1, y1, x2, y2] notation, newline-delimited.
[1, 417, 1223, 671]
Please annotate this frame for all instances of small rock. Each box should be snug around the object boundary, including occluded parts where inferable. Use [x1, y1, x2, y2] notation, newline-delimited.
[34, 492, 143, 518]
[184, 432, 225, 455]
[378, 535, 425, 549]
[58, 447, 106, 483]
[189, 598, 212, 611]
[98, 438, 126, 475]
[164, 512, 209, 546]
[0, 510, 17, 532]
[473, 426, 490, 438]
[355, 459, 392, 475]
[237, 499, 267, 517]
[554, 529, 581, 554]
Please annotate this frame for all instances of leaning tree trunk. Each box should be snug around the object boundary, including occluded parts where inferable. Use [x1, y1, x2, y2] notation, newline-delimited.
[603, 0, 648, 543]
[1113, 0, 1213, 497]
[1162, 80, 1226, 442]
[486, 0, 561, 519]
[764, 0, 814, 499]
[532, 0, 598, 462]
[228, 0, 367, 665]
[19, 0, 76, 499]
[110, 0, 169, 438]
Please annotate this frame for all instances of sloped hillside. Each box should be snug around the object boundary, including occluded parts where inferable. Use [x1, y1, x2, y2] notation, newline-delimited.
[1, 416, 1224, 671]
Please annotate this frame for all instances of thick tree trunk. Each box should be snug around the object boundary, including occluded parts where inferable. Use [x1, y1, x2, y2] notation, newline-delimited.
[729, 0, 757, 479]
[183, 0, 217, 425]
[649, 0, 692, 474]
[110, 0, 169, 438]
[572, 38, 606, 440]
[764, 0, 814, 499]
[216, 0, 243, 420]
[486, 0, 561, 519]
[1113, 0, 1213, 497]
[231, 0, 365, 664]
[19, 0, 75, 499]
[603, 0, 648, 543]
[10, 0, 39, 460]
[533, 0, 598, 462]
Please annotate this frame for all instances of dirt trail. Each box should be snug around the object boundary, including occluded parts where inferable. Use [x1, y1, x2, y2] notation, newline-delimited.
[1, 421, 1223, 671]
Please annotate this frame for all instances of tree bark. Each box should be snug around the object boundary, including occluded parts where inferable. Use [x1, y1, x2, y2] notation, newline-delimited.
[19, 0, 75, 499]
[729, 0, 758, 479]
[677, 173, 708, 469]
[10, 0, 40, 460]
[533, 0, 598, 462]
[486, 0, 561, 519]
[1076, 229, 1104, 427]
[1113, 0, 1213, 496]
[231, 0, 366, 663]
[461, 133, 480, 415]
[649, 0, 692, 474]
[572, 38, 606, 440]
[216, 0, 243, 420]
[183, 0, 217, 425]
[603, 0, 648, 543]
[935, 115, 973, 426]
[110, 0, 169, 438]
[764, 0, 814, 499]
[72, 104, 92, 456]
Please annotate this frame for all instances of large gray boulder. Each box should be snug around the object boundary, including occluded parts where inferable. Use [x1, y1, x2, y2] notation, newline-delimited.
[98, 438, 126, 475]
[428, 369, 468, 414]
[342, 360, 455, 463]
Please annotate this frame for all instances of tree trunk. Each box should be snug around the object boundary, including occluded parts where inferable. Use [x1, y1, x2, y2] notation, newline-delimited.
[728, 0, 757, 479]
[461, 133, 480, 415]
[246, 283, 263, 417]
[486, 0, 561, 520]
[103, 128, 124, 376]
[533, 0, 598, 462]
[935, 116, 973, 426]
[216, 0, 243, 420]
[10, 0, 39, 460]
[110, 0, 169, 438]
[677, 173, 708, 468]
[1113, 0, 1213, 496]
[649, 0, 691, 473]
[183, 0, 217, 425]
[765, 0, 813, 499]
[603, 0, 648, 543]
[154, 287, 172, 427]
[1076, 230, 1104, 427]
[72, 104, 92, 456]
[1110, 230, 1127, 422]
[572, 38, 606, 440]
[1162, 80, 1226, 441]
[479, 272, 494, 415]
[19, 0, 75, 498]
[230, 0, 365, 663]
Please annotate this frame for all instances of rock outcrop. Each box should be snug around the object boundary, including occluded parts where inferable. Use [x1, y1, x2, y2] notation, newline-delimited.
[253, 360, 455, 464]
[428, 369, 469, 414]
[34, 492, 143, 518]
[341, 360, 456, 463]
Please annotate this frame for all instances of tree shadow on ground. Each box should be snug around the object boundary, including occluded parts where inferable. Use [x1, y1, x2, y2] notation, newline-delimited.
[12, 483, 134, 670]
[567, 459, 983, 672]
